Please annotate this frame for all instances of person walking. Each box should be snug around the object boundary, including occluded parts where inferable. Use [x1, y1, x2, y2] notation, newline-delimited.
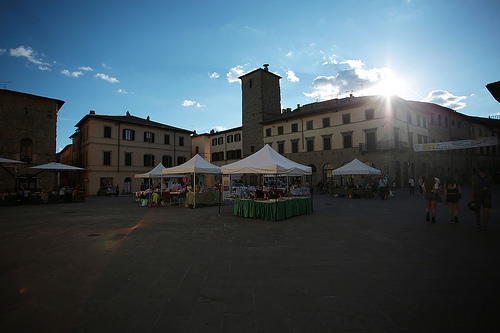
[409, 177, 415, 195]
[471, 166, 493, 231]
[444, 177, 462, 224]
[423, 175, 438, 223]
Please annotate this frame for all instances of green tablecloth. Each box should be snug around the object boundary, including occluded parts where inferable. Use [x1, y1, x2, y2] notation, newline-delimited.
[233, 197, 312, 221]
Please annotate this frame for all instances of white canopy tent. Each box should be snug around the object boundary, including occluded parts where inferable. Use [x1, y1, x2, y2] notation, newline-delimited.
[161, 154, 221, 208]
[161, 154, 221, 175]
[221, 144, 312, 175]
[331, 158, 381, 175]
[134, 162, 165, 179]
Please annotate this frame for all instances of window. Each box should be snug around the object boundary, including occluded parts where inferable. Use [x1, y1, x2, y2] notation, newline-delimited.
[218, 137, 223, 145]
[278, 126, 284, 135]
[365, 108, 374, 120]
[211, 151, 224, 161]
[266, 128, 271, 137]
[123, 129, 135, 141]
[177, 156, 186, 165]
[417, 115, 421, 127]
[162, 155, 173, 167]
[250, 145, 255, 153]
[438, 115, 442, 126]
[306, 138, 314, 152]
[306, 120, 313, 130]
[342, 113, 351, 124]
[322, 117, 330, 127]
[124, 152, 132, 166]
[179, 136, 184, 146]
[342, 133, 352, 148]
[323, 136, 331, 150]
[227, 149, 241, 160]
[278, 142, 284, 154]
[143, 154, 155, 167]
[234, 133, 241, 142]
[227, 135, 233, 143]
[291, 123, 298, 132]
[144, 131, 155, 143]
[212, 138, 217, 146]
[104, 126, 111, 138]
[366, 131, 376, 151]
[407, 112, 412, 124]
[291, 140, 299, 153]
[20, 138, 33, 162]
[164, 134, 170, 145]
[103, 151, 111, 165]
[423, 118, 427, 128]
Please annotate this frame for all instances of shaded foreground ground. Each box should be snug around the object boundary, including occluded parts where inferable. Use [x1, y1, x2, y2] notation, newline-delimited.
[1, 186, 499, 332]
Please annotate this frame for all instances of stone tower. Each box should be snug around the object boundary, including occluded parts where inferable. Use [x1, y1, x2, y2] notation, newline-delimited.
[239, 64, 282, 157]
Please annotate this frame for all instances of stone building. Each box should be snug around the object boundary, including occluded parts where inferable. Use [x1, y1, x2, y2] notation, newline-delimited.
[68, 111, 193, 195]
[0, 89, 64, 192]
[191, 127, 243, 166]
[238, 66, 500, 187]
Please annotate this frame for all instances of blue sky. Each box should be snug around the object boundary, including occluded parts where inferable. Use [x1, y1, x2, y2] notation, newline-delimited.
[1, 0, 499, 152]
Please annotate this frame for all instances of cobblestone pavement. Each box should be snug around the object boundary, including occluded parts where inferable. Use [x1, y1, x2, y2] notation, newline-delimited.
[1, 185, 499, 332]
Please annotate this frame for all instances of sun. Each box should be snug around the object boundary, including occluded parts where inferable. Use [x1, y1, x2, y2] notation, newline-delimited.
[375, 74, 407, 97]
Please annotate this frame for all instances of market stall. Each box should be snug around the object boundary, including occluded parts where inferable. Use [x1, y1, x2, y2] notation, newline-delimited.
[221, 144, 312, 221]
[161, 154, 221, 208]
[330, 158, 381, 198]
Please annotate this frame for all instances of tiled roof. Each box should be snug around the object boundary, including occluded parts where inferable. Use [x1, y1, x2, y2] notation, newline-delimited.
[75, 112, 193, 133]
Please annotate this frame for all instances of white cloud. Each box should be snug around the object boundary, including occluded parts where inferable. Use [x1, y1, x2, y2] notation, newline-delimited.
[9, 45, 51, 71]
[286, 70, 299, 83]
[286, 51, 293, 57]
[102, 63, 112, 69]
[211, 125, 227, 132]
[95, 73, 119, 83]
[227, 65, 246, 83]
[422, 90, 467, 110]
[78, 66, 93, 71]
[0, 48, 6, 55]
[209, 72, 220, 79]
[182, 100, 205, 107]
[182, 100, 196, 107]
[305, 59, 400, 100]
[117, 89, 128, 94]
[61, 69, 83, 78]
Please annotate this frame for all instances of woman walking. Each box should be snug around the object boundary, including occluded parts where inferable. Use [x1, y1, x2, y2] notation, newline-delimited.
[423, 175, 438, 223]
[444, 177, 462, 224]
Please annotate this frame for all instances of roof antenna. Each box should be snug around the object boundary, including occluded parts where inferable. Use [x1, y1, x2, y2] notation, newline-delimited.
[1, 81, 13, 89]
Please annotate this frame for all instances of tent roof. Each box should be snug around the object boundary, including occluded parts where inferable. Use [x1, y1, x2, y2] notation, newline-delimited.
[134, 162, 165, 178]
[30, 162, 85, 171]
[331, 158, 381, 175]
[221, 144, 312, 175]
[0, 157, 26, 164]
[161, 154, 221, 175]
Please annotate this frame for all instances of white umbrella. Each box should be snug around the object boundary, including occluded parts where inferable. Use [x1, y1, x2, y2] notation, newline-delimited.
[30, 162, 85, 171]
[0, 157, 26, 164]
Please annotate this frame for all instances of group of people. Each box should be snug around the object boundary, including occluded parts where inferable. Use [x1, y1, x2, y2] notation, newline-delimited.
[421, 166, 492, 230]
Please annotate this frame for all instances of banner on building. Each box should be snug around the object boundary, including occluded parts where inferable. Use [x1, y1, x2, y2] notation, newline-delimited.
[413, 136, 498, 152]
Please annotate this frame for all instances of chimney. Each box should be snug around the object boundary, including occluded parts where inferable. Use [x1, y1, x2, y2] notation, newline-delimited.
[147, 116, 150, 121]
[126, 111, 130, 116]
[263, 64, 269, 71]
[89, 110, 95, 115]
